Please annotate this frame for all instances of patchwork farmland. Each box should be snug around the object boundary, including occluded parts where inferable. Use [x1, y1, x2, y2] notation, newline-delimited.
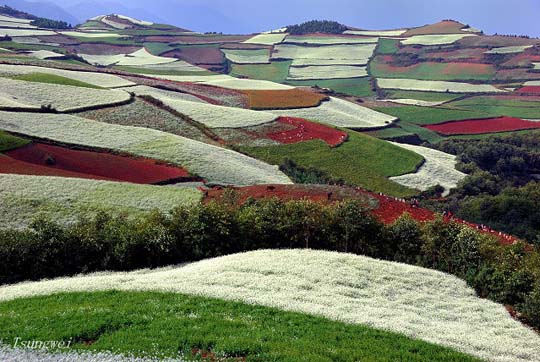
[0, 6, 539, 362]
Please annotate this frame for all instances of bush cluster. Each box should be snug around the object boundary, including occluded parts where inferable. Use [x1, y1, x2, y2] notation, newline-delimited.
[286, 20, 347, 35]
[1, 196, 539, 329]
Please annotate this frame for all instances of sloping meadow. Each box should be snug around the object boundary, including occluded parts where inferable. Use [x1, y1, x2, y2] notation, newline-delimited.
[0, 111, 292, 185]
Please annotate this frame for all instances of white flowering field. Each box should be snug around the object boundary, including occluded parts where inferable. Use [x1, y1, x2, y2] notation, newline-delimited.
[61, 31, 122, 38]
[0, 112, 292, 185]
[273, 97, 397, 128]
[115, 14, 153, 26]
[0, 174, 202, 229]
[222, 48, 270, 64]
[0, 345, 183, 362]
[344, 29, 406, 36]
[146, 73, 294, 90]
[401, 34, 476, 45]
[81, 48, 177, 66]
[287, 65, 368, 80]
[0, 78, 131, 111]
[136, 93, 277, 128]
[26, 50, 63, 59]
[273, 43, 377, 62]
[123, 85, 205, 103]
[291, 58, 368, 66]
[2, 249, 539, 362]
[284, 35, 379, 44]
[243, 33, 288, 45]
[0, 64, 135, 88]
[484, 45, 534, 54]
[377, 78, 506, 93]
[0, 20, 37, 28]
[0, 14, 33, 23]
[0, 28, 56, 36]
[133, 60, 206, 72]
[524, 80, 540, 86]
[380, 98, 446, 107]
[389, 143, 466, 196]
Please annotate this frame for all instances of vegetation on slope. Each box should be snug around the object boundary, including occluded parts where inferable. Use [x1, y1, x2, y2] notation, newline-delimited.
[1, 198, 539, 331]
[30, 18, 71, 29]
[0, 291, 482, 362]
[240, 130, 424, 197]
[286, 20, 348, 35]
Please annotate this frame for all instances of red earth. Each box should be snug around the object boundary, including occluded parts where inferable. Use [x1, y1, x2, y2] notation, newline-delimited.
[518, 86, 540, 94]
[424, 116, 540, 135]
[5, 143, 193, 184]
[203, 184, 518, 245]
[266, 117, 348, 147]
[0, 155, 118, 180]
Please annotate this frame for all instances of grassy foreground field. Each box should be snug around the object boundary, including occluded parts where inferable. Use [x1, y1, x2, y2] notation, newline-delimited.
[0, 291, 481, 362]
[240, 130, 423, 197]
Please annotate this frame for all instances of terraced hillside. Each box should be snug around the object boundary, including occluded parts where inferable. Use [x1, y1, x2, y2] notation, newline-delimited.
[0, 7, 539, 362]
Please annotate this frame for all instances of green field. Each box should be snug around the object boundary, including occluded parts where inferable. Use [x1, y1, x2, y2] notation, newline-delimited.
[143, 41, 175, 55]
[370, 57, 497, 81]
[377, 38, 400, 54]
[373, 105, 491, 125]
[230, 60, 292, 82]
[114, 65, 212, 76]
[364, 126, 416, 139]
[286, 77, 375, 97]
[447, 96, 540, 119]
[10, 73, 102, 89]
[240, 130, 423, 197]
[398, 121, 445, 143]
[384, 90, 465, 102]
[0, 131, 30, 152]
[0, 291, 481, 362]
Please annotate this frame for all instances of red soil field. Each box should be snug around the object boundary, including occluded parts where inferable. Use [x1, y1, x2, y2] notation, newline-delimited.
[145, 35, 250, 44]
[425, 116, 540, 135]
[203, 184, 518, 245]
[495, 68, 540, 81]
[501, 53, 540, 68]
[518, 86, 540, 94]
[5, 143, 192, 184]
[240, 89, 327, 109]
[266, 117, 348, 147]
[402, 20, 466, 36]
[458, 35, 540, 47]
[420, 48, 487, 63]
[0, 155, 117, 180]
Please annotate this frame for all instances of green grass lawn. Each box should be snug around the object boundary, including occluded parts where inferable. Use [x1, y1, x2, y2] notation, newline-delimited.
[230, 60, 292, 82]
[286, 77, 375, 97]
[240, 130, 423, 197]
[0, 291, 482, 362]
[373, 105, 491, 125]
[384, 90, 465, 102]
[0, 131, 30, 152]
[377, 38, 400, 54]
[10, 73, 103, 89]
[447, 96, 540, 119]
